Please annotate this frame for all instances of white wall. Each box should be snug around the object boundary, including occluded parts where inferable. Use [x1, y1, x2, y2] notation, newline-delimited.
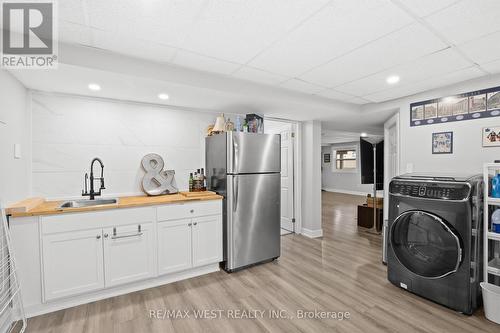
[0, 70, 31, 204]
[363, 73, 500, 175]
[301, 120, 322, 238]
[31, 92, 219, 199]
[321, 143, 373, 195]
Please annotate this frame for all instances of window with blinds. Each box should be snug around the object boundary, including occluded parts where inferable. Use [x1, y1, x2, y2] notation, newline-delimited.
[335, 149, 357, 170]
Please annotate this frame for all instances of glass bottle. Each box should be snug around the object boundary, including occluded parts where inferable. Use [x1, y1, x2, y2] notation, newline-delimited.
[189, 173, 194, 192]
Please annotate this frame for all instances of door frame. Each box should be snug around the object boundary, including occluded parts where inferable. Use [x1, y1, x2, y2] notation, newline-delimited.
[383, 112, 400, 220]
[265, 117, 302, 235]
[383, 111, 400, 263]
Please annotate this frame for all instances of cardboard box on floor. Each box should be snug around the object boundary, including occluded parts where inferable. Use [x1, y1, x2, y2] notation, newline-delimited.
[367, 195, 383, 208]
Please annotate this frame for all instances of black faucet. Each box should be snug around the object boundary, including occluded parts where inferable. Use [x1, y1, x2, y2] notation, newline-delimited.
[82, 158, 105, 200]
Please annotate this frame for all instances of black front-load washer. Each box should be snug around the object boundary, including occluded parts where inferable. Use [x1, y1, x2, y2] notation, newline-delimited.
[387, 173, 483, 314]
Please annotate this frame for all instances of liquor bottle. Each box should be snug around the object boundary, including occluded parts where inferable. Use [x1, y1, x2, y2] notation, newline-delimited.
[243, 119, 249, 133]
[201, 168, 206, 190]
[189, 173, 194, 192]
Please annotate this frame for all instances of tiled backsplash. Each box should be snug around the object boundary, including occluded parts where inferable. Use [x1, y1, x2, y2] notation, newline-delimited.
[31, 92, 216, 199]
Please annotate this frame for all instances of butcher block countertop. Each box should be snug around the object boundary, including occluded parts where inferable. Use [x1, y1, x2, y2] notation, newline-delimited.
[6, 192, 222, 218]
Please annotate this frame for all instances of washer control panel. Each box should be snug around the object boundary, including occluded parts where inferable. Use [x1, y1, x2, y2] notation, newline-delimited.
[389, 181, 471, 200]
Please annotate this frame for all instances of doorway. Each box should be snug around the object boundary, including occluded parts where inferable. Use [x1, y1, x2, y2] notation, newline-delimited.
[265, 119, 297, 235]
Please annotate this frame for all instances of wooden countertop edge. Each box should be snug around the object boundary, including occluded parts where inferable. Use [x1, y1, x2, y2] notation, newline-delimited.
[7, 194, 223, 218]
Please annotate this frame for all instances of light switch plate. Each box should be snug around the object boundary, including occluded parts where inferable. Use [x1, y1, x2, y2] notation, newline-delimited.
[14, 144, 21, 159]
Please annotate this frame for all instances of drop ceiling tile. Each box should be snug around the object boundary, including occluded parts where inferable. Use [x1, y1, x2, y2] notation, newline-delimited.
[179, 0, 331, 63]
[58, 21, 93, 46]
[171, 50, 241, 75]
[249, 0, 414, 77]
[59, 0, 87, 25]
[457, 30, 500, 65]
[364, 66, 484, 102]
[347, 97, 372, 105]
[481, 59, 500, 74]
[91, 30, 177, 64]
[315, 89, 355, 101]
[397, 0, 460, 17]
[425, 0, 500, 44]
[279, 79, 325, 94]
[301, 23, 447, 88]
[85, 0, 206, 47]
[232, 67, 288, 85]
[335, 48, 472, 96]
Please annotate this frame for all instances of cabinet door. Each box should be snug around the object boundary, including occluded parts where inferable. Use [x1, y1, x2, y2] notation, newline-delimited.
[42, 229, 104, 301]
[192, 215, 222, 267]
[103, 223, 156, 288]
[158, 219, 192, 275]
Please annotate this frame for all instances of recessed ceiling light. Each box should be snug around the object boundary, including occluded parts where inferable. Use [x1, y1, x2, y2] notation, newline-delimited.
[361, 132, 368, 137]
[158, 93, 169, 100]
[386, 75, 400, 85]
[88, 83, 101, 91]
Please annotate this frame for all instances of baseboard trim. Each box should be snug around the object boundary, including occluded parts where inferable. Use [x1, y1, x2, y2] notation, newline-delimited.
[301, 228, 323, 238]
[322, 188, 384, 197]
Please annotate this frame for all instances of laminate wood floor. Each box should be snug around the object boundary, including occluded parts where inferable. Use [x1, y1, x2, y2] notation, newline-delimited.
[25, 192, 498, 332]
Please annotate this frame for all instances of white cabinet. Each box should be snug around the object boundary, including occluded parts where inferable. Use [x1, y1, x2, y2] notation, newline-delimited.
[158, 214, 222, 275]
[158, 219, 192, 275]
[39, 201, 222, 302]
[42, 229, 104, 301]
[192, 215, 222, 267]
[103, 223, 156, 287]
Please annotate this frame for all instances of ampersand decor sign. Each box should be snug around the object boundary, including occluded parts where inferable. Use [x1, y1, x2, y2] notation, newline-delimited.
[141, 153, 178, 196]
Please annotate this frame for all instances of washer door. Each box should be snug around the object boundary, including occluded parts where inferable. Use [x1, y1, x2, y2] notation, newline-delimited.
[390, 211, 462, 279]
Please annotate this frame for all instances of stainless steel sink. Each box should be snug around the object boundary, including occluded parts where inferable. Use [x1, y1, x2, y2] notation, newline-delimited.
[59, 198, 119, 209]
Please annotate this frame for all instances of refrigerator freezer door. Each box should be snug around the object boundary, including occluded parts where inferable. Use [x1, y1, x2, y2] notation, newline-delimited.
[227, 132, 280, 174]
[226, 173, 280, 270]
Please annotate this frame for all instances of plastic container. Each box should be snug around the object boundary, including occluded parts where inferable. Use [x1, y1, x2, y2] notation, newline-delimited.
[492, 174, 500, 198]
[481, 282, 500, 324]
[492, 209, 500, 233]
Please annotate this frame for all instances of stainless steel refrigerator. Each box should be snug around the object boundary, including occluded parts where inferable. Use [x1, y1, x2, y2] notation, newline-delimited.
[206, 132, 281, 272]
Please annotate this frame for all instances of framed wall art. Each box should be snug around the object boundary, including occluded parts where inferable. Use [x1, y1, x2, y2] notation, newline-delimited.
[482, 127, 500, 147]
[432, 131, 453, 154]
[410, 85, 500, 126]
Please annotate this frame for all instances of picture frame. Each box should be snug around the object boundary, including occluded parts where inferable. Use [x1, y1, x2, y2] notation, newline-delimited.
[323, 153, 331, 163]
[482, 126, 500, 147]
[469, 94, 487, 113]
[432, 131, 453, 154]
[487, 91, 500, 111]
[410, 85, 500, 127]
[424, 103, 438, 119]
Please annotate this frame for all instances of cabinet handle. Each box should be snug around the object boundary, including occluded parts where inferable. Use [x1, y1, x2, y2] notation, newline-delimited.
[188, 223, 192, 226]
[104, 233, 108, 238]
[193, 222, 198, 226]
[190, 209, 194, 213]
[96, 235, 101, 239]
[111, 232, 143, 240]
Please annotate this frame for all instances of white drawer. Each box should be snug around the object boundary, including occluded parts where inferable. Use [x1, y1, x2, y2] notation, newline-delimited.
[157, 200, 221, 222]
[42, 207, 155, 234]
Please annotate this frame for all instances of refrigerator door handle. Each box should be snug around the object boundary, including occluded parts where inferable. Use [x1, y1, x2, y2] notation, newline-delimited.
[233, 135, 239, 173]
[233, 176, 239, 212]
